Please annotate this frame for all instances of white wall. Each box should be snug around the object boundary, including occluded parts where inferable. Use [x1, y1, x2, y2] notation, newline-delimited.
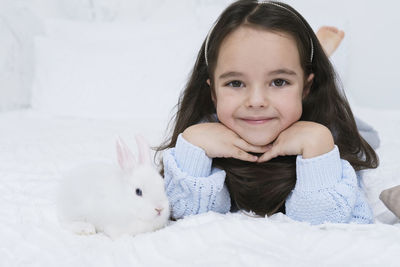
[0, 0, 399, 111]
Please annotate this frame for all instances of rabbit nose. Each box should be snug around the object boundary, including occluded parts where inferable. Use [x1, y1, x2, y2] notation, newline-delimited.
[155, 208, 163, 215]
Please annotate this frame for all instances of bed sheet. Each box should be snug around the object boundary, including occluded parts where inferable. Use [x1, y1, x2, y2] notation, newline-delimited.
[0, 108, 400, 267]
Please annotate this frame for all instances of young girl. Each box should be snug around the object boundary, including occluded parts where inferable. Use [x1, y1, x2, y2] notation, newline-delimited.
[157, 0, 378, 225]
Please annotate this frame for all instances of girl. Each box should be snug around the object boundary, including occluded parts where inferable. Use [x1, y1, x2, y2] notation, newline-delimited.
[157, 0, 378, 225]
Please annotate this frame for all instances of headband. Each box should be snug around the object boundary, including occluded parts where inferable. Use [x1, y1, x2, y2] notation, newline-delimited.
[204, 0, 314, 66]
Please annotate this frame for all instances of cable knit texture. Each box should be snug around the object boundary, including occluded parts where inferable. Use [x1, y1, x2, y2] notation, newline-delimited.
[285, 146, 373, 224]
[163, 135, 231, 219]
[163, 134, 373, 224]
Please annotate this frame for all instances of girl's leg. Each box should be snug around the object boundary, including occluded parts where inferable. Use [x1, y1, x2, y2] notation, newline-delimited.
[316, 26, 345, 57]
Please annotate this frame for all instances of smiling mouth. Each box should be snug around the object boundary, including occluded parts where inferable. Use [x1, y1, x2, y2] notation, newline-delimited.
[241, 117, 275, 125]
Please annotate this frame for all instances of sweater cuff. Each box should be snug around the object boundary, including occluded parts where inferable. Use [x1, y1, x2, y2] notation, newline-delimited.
[174, 133, 212, 177]
[295, 145, 342, 191]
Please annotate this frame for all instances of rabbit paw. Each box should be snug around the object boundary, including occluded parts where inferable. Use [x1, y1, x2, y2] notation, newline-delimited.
[64, 221, 97, 235]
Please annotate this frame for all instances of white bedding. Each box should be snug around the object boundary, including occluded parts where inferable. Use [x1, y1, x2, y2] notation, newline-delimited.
[1, 107, 400, 267]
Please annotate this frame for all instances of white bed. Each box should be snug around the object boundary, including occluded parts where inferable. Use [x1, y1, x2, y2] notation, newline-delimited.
[1, 106, 400, 267]
[1, 6, 400, 266]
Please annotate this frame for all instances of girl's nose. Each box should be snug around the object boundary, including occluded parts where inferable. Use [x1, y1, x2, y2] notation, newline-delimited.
[246, 87, 268, 108]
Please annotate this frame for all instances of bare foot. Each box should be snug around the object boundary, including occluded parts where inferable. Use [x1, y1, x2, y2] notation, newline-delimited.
[316, 26, 345, 57]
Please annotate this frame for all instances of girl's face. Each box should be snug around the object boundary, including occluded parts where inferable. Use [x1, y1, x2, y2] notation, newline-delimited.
[210, 26, 314, 146]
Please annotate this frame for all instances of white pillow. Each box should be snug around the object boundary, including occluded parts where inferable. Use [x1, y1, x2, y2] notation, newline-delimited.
[41, 18, 191, 42]
[42, 19, 139, 42]
[31, 19, 203, 119]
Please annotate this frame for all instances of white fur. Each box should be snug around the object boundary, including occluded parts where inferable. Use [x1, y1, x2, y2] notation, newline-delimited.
[57, 135, 170, 239]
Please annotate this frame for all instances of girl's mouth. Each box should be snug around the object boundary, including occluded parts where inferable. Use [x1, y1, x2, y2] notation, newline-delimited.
[241, 117, 274, 125]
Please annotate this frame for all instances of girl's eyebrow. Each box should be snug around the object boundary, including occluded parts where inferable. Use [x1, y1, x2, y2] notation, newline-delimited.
[218, 71, 244, 80]
[218, 69, 297, 80]
[268, 68, 298, 76]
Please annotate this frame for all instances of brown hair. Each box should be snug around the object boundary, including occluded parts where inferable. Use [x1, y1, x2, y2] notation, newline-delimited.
[156, 0, 378, 217]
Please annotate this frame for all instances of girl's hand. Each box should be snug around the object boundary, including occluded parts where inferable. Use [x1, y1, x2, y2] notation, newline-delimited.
[257, 121, 335, 162]
[182, 122, 270, 162]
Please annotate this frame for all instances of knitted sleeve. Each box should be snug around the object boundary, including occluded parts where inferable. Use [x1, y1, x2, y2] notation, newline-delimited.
[285, 145, 373, 224]
[163, 134, 231, 219]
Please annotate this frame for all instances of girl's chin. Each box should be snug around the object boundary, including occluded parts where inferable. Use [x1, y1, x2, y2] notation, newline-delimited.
[248, 141, 271, 146]
[242, 135, 276, 146]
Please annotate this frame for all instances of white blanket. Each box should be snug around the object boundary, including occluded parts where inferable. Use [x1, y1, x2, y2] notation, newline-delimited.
[1, 107, 400, 267]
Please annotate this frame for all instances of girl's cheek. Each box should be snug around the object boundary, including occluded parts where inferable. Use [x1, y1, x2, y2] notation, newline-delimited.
[216, 102, 235, 124]
[216, 105, 230, 121]
[287, 104, 303, 123]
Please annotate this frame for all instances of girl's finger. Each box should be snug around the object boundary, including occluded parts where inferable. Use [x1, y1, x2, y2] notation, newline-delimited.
[234, 139, 272, 153]
[257, 145, 279, 162]
[230, 147, 259, 162]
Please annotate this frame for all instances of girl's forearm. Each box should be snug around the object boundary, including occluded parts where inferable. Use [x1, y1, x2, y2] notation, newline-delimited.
[301, 124, 335, 159]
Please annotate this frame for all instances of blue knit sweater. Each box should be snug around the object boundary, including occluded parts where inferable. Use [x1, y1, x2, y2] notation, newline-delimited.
[163, 134, 373, 225]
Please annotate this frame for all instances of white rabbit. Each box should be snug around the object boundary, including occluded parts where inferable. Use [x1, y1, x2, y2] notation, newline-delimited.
[57, 135, 170, 239]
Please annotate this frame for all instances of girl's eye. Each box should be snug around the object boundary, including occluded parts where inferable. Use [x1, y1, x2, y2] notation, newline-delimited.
[135, 188, 143, 197]
[226, 80, 244, 88]
[272, 79, 288, 87]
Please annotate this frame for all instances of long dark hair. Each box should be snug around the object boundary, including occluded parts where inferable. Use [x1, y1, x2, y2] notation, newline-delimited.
[156, 0, 378, 217]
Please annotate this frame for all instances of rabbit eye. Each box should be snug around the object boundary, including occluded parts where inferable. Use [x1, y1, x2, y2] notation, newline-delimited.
[135, 188, 143, 197]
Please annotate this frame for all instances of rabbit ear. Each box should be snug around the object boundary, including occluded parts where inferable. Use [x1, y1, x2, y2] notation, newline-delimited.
[116, 136, 136, 172]
[135, 134, 151, 165]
